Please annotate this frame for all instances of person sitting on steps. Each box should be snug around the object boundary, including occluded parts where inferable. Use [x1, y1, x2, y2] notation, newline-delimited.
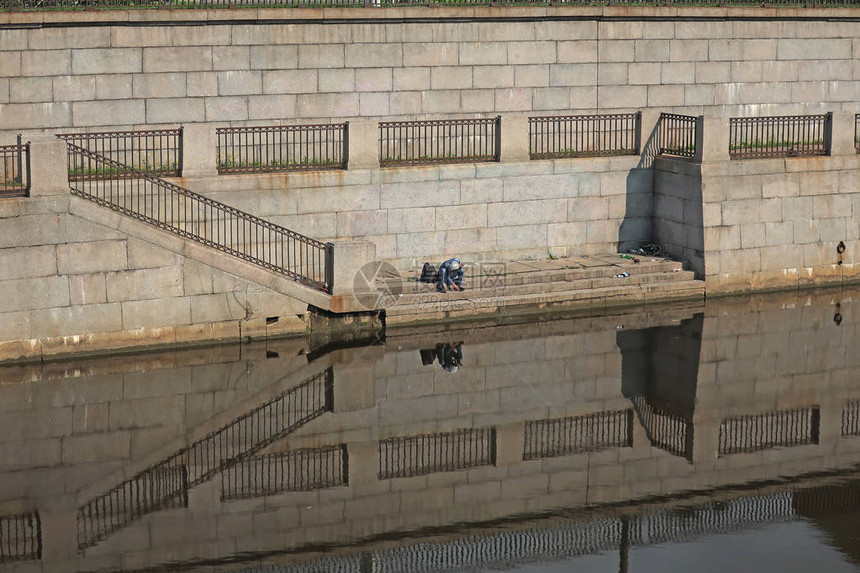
[437, 257, 465, 292]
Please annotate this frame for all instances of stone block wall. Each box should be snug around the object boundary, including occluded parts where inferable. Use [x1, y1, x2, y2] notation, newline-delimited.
[0, 193, 310, 363]
[2, 8, 860, 142]
[186, 154, 653, 270]
[655, 150, 860, 290]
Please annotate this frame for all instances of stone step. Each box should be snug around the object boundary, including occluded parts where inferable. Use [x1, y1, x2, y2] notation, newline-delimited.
[383, 279, 705, 323]
[387, 269, 698, 305]
[384, 259, 690, 295]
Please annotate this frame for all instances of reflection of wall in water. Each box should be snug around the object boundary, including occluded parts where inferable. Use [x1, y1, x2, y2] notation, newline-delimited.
[3, 296, 860, 572]
[618, 315, 703, 460]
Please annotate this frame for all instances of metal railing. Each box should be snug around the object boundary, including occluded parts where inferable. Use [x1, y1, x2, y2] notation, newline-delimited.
[221, 445, 347, 500]
[843, 400, 860, 437]
[718, 406, 820, 456]
[523, 410, 633, 460]
[632, 396, 693, 460]
[0, 512, 41, 563]
[378, 427, 496, 479]
[58, 129, 181, 179]
[78, 367, 334, 549]
[5, 0, 860, 8]
[729, 114, 830, 159]
[66, 143, 333, 292]
[0, 139, 29, 198]
[855, 114, 860, 154]
[216, 123, 347, 174]
[658, 113, 697, 159]
[379, 117, 500, 167]
[529, 112, 640, 160]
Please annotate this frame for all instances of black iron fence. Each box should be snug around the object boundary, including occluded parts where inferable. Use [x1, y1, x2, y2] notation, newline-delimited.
[0, 512, 41, 563]
[632, 396, 694, 460]
[843, 401, 860, 437]
[718, 406, 820, 456]
[78, 367, 334, 549]
[0, 139, 29, 198]
[855, 114, 860, 154]
[378, 427, 496, 479]
[523, 410, 633, 460]
[379, 117, 499, 167]
[5, 0, 860, 8]
[66, 143, 333, 292]
[76, 459, 189, 551]
[216, 123, 347, 174]
[658, 113, 697, 159]
[221, 444, 347, 500]
[729, 114, 830, 159]
[529, 112, 640, 160]
[58, 129, 181, 179]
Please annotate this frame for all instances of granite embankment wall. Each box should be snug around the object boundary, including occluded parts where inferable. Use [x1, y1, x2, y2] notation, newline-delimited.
[0, 151, 313, 364]
[2, 7, 860, 139]
[190, 153, 653, 268]
[1, 290, 858, 571]
[2, 8, 860, 360]
[654, 115, 860, 290]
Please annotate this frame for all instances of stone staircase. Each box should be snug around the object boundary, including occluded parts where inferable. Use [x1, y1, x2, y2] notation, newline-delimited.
[376, 255, 704, 326]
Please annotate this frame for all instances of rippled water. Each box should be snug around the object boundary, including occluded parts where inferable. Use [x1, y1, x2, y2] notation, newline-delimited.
[1, 286, 859, 572]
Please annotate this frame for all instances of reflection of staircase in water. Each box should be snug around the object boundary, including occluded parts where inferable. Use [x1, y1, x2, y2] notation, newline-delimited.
[77, 367, 334, 550]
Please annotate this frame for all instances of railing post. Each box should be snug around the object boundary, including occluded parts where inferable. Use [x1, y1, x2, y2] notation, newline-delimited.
[16, 133, 24, 188]
[325, 241, 335, 294]
[342, 121, 350, 169]
[177, 125, 184, 174]
[634, 111, 643, 155]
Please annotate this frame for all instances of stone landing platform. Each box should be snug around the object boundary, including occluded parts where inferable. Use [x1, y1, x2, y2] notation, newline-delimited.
[374, 254, 705, 327]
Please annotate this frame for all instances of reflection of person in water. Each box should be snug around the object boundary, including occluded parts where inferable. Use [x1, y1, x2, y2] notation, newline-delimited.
[419, 342, 464, 373]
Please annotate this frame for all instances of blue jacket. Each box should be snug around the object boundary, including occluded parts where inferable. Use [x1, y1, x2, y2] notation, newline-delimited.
[440, 257, 460, 271]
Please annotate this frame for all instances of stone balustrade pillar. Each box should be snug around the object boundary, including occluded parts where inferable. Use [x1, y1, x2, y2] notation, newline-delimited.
[695, 115, 730, 163]
[499, 115, 529, 163]
[181, 123, 218, 178]
[829, 111, 856, 156]
[346, 121, 379, 170]
[28, 137, 68, 197]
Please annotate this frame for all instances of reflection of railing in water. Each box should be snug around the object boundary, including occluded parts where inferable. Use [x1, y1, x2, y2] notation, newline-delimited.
[719, 406, 820, 456]
[370, 518, 624, 573]
[78, 368, 334, 550]
[640, 491, 795, 546]
[843, 401, 860, 437]
[523, 410, 633, 460]
[632, 396, 693, 461]
[0, 512, 41, 563]
[231, 478, 860, 573]
[378, 427, 496, 479]
[221, 445, 347, 501]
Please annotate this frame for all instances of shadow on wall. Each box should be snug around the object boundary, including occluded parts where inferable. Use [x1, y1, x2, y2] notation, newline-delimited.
[617, 119, 661, 253]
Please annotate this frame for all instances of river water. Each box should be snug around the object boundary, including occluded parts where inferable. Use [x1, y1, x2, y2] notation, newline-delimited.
[1, 286, 859, 573]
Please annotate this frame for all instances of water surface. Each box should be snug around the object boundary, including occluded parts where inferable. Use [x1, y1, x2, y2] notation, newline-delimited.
[1, 286, 858, 572]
